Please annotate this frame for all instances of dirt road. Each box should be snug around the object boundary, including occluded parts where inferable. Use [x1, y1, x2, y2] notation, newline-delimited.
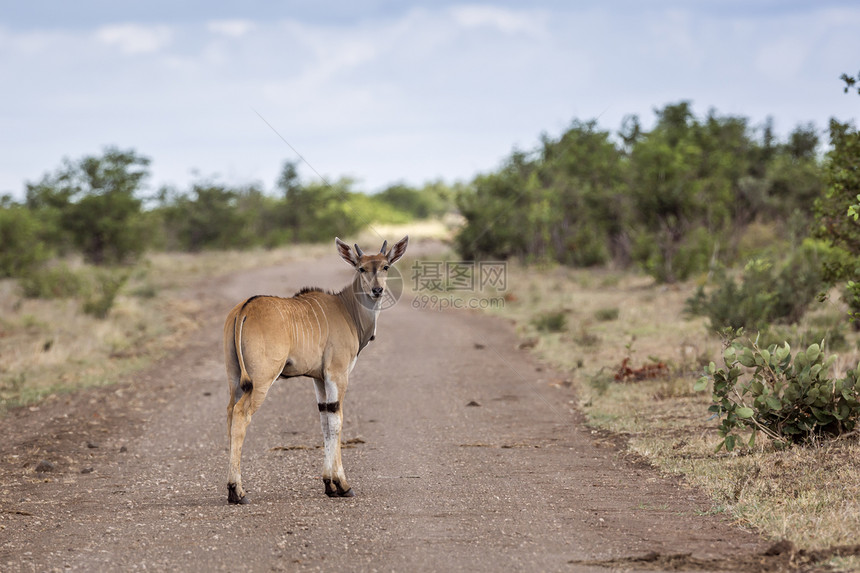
[0, 247, 779, 572]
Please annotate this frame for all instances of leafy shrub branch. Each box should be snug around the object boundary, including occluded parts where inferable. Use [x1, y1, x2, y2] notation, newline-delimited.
[695, 330, 860, 451]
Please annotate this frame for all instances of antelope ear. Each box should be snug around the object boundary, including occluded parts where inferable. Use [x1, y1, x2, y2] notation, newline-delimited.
[386, 235, 409, 264]
[335, 237, 359, 267]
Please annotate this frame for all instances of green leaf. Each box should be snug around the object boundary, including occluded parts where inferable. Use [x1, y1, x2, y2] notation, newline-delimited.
[714, 438, 726, 453]
[738, 351, 756, 367]
[725, 435, 736, 452]
[748, 431, 756, 448]
[736, 407, 755, 419]
[812, 407, 833, 424]
[759, 348, 771, 364]
[795, 351, 808, 368]
[807, 343, 820, 362]
[694, 376, 709, 392]
[766, 396, 782, 411]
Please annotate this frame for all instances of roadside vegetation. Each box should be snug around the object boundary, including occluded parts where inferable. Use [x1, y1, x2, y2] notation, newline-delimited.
[470, 262, 860, 561]
[444, 76, 860, 567]
[2, 75, 860, 565]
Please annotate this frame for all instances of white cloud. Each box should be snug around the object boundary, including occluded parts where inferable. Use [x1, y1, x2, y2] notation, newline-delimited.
[3, 3, 860, 199]
[207, 19, 255, 38]
[449, 4, 546, 36]
[95, 23, 172, 55]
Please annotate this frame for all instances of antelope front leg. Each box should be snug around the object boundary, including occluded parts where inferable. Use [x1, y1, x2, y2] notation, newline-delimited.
[314, 375, 354, 497]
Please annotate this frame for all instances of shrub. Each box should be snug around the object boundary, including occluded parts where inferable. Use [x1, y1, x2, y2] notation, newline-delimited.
[696, 333, 860, 450]
[82, 269, 129, 319]
[18, 264, 128, 319]
[18, 264, 86, 299]
[0, 206, 49, 277]
[25, 147, 152, 264]
[686, 244, 824, 332]
[594, 307, 620, 322]
[532, 311, 567, 333]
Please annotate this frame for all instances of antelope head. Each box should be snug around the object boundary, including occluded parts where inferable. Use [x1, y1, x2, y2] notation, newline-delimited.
[335, 236, 408, 301]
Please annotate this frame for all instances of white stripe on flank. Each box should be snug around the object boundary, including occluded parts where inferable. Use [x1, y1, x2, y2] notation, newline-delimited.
[311, 298, 329, 332]
[307, 299, 322, 345]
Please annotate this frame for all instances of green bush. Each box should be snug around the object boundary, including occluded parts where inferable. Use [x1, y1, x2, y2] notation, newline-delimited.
[686, 244, 824, 332]
[757, 322, 847, 354]
[696, 334, 860, 449]
[0, 205, 48, 277]
[18, 264, 128, 319]
[374, 182, 452, 219]
[25, 147, 152, 265]
[82, 269, 129, 319]
[594, 307, 620, 322]
[18, 264, 86, 299]
[348, 193, 413, 225]
[158, 183, 258, 251]
[532, 311, 567, 333]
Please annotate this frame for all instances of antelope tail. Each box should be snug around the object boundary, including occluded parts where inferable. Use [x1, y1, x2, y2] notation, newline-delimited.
[234, 312, 253, 393]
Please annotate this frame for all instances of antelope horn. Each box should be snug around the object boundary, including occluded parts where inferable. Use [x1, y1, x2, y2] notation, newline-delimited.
[380, 240, 388, 254]
[354, 244, 364, 257]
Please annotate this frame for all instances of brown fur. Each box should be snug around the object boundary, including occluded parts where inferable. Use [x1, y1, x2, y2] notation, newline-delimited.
[224, 236, 408, 504]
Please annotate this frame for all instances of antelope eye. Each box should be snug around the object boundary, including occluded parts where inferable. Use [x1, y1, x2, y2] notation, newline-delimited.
[358, 267, 366, 273]
[383, 265, 390, 271]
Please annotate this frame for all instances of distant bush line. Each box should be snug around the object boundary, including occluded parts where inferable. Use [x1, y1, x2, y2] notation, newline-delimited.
[0, 151, 455, 277]
[456, 101, 830, 283]
[3, 97, 858, 333]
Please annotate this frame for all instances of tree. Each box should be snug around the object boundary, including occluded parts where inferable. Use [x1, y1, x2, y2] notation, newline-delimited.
[841, 71, 860, 95]
[25, 147, 151, 264]
[0, 204, 47, 277]
[627, 102, 710, 282]
[813, 74, 860, 321]
[158, 182, 258, 251]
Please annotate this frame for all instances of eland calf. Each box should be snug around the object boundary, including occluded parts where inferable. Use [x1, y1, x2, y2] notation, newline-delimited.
[224, 236, 408, 504]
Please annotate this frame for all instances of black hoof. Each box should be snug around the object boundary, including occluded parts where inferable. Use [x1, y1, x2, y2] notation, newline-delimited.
[323, 478, 337, 497]
[228, 483, 249, 505]
[323, 478, 354, 497]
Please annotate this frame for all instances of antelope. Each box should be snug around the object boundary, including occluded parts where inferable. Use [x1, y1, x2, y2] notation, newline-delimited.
[223, 236, 408, 504]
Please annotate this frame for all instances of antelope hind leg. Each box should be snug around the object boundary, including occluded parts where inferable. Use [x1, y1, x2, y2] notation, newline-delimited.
[227, 386, 269, 504]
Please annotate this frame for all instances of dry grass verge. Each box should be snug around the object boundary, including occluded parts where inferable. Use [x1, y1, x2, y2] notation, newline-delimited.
[470, 261, 860, 568]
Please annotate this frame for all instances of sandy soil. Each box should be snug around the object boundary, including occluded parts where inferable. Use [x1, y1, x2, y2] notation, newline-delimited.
[0, 247, 799, 572]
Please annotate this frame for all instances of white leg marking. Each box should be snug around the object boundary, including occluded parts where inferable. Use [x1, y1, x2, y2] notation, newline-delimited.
[324, 376, 339, 404]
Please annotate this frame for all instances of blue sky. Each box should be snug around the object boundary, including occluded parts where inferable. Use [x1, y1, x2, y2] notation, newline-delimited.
[2, 1, 859, 199]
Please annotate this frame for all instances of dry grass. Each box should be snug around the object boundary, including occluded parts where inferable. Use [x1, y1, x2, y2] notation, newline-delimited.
[479, 261, 860, 557]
